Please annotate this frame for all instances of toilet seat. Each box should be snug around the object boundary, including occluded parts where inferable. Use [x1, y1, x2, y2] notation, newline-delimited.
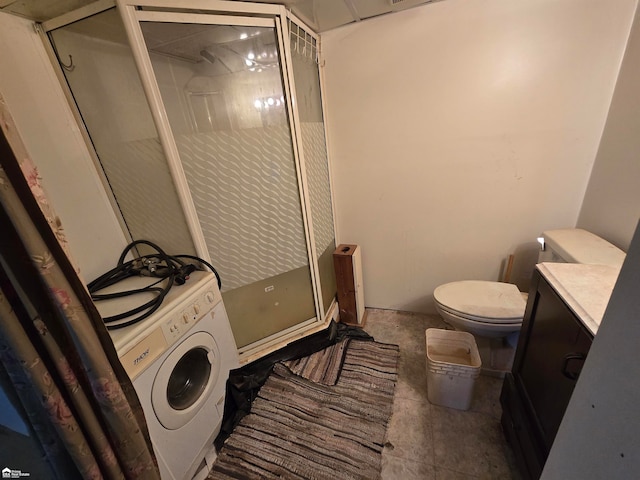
[433, 281, 526, 324]
[435, 307, 521, 333]
[434, 302, 523, 325]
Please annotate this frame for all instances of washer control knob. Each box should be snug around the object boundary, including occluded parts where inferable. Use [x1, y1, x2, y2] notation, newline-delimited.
[182, 313, 189, 324]
[205, 292, 215, 304]
[193, 304, 200, 315]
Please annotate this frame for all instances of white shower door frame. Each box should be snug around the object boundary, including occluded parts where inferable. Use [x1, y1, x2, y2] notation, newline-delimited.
[115, 0, 329, 360]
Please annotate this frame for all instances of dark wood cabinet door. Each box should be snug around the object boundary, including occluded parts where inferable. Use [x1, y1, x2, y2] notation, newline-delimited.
[518, 278, 591, 451]
[503, 271, 594, 480]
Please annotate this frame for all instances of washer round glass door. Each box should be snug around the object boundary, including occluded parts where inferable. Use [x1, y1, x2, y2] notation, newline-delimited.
[151, 331, 220, 430]
[167, 347, 211, 410]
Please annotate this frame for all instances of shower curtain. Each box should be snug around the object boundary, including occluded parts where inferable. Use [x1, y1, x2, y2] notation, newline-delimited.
[0, 95, 159, 479]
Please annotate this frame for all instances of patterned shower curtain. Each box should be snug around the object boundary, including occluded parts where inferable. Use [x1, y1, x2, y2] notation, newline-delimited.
[0, 96, 159, 479]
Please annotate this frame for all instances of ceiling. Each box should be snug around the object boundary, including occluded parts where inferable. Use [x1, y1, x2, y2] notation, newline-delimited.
[0, 0, 434, 32]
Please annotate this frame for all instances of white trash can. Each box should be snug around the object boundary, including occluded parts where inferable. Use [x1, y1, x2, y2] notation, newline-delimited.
[425, 328, 482, 410]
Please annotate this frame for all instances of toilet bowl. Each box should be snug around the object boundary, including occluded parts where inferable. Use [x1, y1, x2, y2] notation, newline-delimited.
[433, 280, 526, 338]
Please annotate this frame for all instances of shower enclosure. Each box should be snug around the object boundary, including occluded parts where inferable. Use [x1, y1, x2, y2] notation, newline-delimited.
[44, 0, 337, 358]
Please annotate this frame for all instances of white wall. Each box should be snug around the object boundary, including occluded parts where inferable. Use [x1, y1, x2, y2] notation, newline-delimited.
[577, 7, 640, 251]
[321, 0, 637, 312]
[0, 12, 128, 282]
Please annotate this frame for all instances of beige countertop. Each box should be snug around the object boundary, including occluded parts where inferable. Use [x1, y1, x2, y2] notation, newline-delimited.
[536, 262, 621, 336]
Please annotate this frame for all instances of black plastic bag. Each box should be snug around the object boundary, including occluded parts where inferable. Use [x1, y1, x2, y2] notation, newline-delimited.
[215, 321, 372, 449]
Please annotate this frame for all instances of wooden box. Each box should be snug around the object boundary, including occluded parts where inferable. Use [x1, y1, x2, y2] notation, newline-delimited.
[333, 244, 367, 326]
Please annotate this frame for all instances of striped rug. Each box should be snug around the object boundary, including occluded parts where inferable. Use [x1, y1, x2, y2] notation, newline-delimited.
[208, 339, 400, 480]
[282, 338, 351, 385]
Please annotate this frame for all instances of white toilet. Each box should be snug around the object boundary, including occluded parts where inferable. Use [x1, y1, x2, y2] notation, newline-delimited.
[433, 228, 625, 370]
[434, 280, 526, 338]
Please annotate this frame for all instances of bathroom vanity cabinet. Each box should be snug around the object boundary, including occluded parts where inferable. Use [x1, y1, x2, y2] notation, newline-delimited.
[501, 269, 593, 480]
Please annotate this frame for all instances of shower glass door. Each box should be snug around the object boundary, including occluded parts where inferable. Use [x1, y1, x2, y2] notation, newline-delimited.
[134, 15, 317, 348]
[48, 8, 198, 257]
[289, 20, 337, 317]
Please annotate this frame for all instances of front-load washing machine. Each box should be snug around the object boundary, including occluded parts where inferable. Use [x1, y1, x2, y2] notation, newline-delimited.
[95, 270, 238, 480]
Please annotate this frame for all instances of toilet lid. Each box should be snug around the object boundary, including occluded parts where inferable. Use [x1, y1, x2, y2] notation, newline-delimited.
[434, 281, 526, 321]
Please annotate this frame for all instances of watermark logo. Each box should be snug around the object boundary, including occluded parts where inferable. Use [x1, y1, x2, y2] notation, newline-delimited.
[2, 467, 30, 478]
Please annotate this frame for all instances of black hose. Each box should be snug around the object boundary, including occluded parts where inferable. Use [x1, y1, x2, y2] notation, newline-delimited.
[88, 240, 221, 330]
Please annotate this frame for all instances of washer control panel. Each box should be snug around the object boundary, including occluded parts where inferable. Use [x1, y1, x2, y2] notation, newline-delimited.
[161, 288, 221, 344]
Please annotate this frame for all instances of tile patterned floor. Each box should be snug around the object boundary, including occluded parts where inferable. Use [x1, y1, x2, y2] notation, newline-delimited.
[363, 308, 521, 480]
